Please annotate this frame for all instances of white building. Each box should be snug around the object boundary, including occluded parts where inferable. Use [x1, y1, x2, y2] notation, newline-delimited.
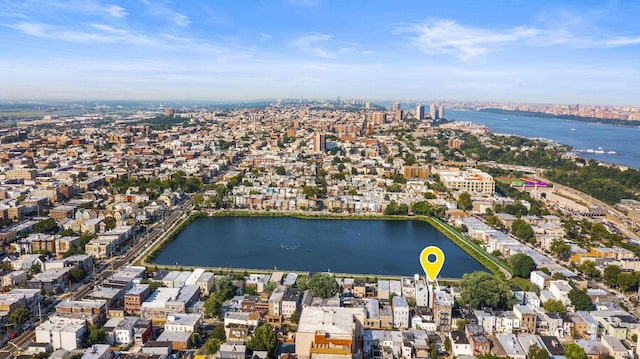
[35, 316, 86, 350]
[164, 313, 202, 333]
[548, 280, 572, 305]
[438, 169, 495, 195]
[114, 317, 138, 345]
[530, 271, 551, 290]
[392, 296, 409, 329]
[81, 344, 112, 359]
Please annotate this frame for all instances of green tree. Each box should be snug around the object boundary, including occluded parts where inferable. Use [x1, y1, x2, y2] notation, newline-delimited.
[275, 166, 286, 175]
[248, 324, 277, 353]
[617, 272, 638, 292]
[384, 201, 408, 216]
[456, 319, 470, 331]
[577, 260, 600, 279]
[263, 281, 277, 293]
[549, 238, 571, 260]
[568, 288, 593, 311]
[204, 276, 235, 318]
[103, 216, 117, 231]
[509, 253, 536, 278]
[444, 337, 452, 353]
[204, 337, 223, 354]
[69, 268, 86, 282]
[459, 271, 514, 310]
[603, 265, 622, 286]
[528, 344, 549, 359]
[86, 324, 106, 345]
[34, 218, 58, 234]
[308, 273, 340, 298]
[63, 245, 85, 258]
[211, 325, 226, 341]
[391, 173, 407, 184]
[193, 194, 204, 209]
[243, 285, 258, 295]
[511, 219, 535, 243]
[564, 343, 587, 359]
[8, 308, 30, 327]
[30, 263, 41, 274]
[291, 309, 301, 324]
[457, 192, 473, 211]
[543, 299, 567, 314]
[295, 276, 309, 291]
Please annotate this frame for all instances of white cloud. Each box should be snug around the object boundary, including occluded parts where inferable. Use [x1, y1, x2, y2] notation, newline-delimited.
[602, 36, 640, 46]
[291, 33, 336, 59]
[21, 1, 128, 18]
[140, 0, 191, 27]
[401, 19, 640, 60]
[106, 4, 127, 18]
[401, 20, 541, 60]
[259, 33, 273, 41]
[7, 22, 157, 46]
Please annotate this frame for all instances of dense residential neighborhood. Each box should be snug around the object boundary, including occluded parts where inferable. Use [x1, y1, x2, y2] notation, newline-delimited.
[0, 101, 638, 359]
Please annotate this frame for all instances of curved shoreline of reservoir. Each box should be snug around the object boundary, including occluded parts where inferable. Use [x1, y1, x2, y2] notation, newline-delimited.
[140, 211, 511, 279]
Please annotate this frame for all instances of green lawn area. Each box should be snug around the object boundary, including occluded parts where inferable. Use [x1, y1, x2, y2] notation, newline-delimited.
[509, 277, 534, 291]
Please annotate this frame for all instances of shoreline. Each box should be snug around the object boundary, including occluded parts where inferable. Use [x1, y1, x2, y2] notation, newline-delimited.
[479, 108, 640, 127]
[139, 210, 511, 280]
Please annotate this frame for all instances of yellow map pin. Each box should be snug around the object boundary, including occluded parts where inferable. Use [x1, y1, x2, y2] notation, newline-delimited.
[420, 246, 445, 282]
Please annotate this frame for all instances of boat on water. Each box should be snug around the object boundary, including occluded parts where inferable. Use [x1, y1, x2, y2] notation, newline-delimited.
[594, 147, 605, 154]
[608, 151, 617, 155]
[570, 128, 576, 131]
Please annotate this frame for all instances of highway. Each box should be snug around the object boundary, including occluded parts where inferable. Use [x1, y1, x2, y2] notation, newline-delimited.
[0, 196, 192, 357]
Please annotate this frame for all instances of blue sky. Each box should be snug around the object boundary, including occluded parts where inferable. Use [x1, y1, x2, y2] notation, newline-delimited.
[1, 0, 639, 105]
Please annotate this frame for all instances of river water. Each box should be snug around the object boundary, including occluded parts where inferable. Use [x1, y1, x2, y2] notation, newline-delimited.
[448, 109, 640, 169]
[152, 216, 488, 277]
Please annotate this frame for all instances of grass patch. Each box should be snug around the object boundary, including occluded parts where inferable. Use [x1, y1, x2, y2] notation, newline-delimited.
[509, 277, 534, 291]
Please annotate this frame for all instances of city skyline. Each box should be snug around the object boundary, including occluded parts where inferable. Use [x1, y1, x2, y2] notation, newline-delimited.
[1, 0, 640, 105]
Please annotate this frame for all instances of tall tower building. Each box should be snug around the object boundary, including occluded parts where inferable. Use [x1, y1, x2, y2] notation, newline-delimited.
[395, 110, 403, 122]
[430, 104, 437, 119]
[392, 102, 401, 112]
[314, 133, 326, 153]
[438, 105, 445, 119]
[371, 112, 386, 125]
[416, 104, 425, 120]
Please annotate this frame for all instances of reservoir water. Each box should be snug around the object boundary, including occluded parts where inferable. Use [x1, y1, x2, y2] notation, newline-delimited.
[448, 109, 640, 170]
[152, 216, 488, 277]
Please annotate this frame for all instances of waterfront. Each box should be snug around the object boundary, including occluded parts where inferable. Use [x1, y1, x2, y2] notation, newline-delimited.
[152, 216, 488, 277]
[449, 109, 640, 169]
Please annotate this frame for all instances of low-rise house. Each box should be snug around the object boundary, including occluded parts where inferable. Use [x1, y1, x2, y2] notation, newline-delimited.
[81, 344, 112, 359]
[451, 331, 472, 356]
[493, 333, 526, 359]
[540, 336, 565, 359]
[392, 296, 409, 329]
[35, 316, 86, 350]
[1, 270, 27, 288]
[600, 335, 629, 359]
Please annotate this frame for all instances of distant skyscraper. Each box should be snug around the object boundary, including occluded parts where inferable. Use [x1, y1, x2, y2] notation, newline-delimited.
[430, 104, 437, 119]
[416, 104, 425, 120]
[438, 105, 445, 119]
[164, 108, 176, 116]
[314, 133, 326, 153]
[392, 102, 401, 111]
[395, 110, 403, 122]
[370, 112, 386, 125]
